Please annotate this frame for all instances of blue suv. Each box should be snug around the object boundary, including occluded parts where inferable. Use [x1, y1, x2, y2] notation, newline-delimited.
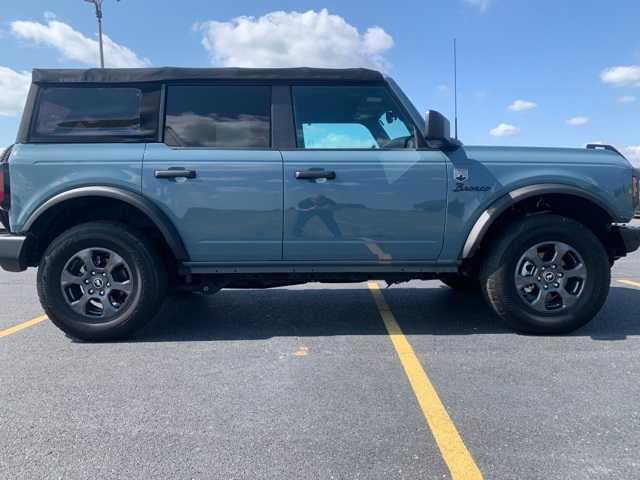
[0, 67, 638, 340]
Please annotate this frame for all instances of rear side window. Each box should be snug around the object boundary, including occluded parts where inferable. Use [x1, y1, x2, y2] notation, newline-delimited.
[164, 85, 271, 148]
[32, 86, 159, 141]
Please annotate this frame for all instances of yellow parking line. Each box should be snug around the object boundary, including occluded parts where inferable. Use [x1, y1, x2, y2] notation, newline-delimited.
[368, 281, 483, 480]
[0, 315, 48, 338]
[619, 279, 640, 288]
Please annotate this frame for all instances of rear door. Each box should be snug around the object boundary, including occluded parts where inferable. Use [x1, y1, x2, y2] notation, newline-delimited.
[143, 84, 283, 263]
[282, 84, 447, 263]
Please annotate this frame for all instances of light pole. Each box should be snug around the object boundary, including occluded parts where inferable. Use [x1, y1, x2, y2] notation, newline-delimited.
[83, 0, 120, 68]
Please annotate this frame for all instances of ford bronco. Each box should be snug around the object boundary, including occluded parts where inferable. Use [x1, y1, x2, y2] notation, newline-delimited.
[0, 67, 638, 340]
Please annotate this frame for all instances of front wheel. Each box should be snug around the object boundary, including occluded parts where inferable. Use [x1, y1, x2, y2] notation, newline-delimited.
[480, 214, 610, 334]
[37, 222, 167, 341]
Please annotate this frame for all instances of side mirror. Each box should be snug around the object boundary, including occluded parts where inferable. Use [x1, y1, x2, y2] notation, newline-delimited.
[424, 110, 457, 148]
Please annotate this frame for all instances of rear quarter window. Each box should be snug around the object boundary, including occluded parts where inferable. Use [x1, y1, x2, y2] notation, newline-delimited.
[31, 85, 159, 142]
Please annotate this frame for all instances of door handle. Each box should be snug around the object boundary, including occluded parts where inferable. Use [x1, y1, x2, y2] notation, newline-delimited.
[154, 169, 197, 179]
[295, 170, 336, 180]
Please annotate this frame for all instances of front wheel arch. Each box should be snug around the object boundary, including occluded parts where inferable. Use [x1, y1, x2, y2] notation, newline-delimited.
[462, 185, 618, 261]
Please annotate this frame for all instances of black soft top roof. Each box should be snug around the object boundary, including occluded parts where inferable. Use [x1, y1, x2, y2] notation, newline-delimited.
[32, 67, 385, 84]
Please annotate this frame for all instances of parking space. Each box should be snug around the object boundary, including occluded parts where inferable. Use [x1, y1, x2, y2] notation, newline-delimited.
[2, 221, 640, 479]
[0, 268, 40, 331]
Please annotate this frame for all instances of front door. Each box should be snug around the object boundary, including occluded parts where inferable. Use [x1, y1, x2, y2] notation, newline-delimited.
[283, 85, 447, 263]
[143, 84, 282, 263]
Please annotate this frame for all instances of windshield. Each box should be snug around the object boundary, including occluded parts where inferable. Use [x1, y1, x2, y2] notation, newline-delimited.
[385, 77, 425, 133]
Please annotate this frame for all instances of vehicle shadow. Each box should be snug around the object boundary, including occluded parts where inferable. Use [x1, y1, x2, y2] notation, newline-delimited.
[125, 285, 640, 343]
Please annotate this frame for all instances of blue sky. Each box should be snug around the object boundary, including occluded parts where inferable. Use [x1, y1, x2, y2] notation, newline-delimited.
[1, 0, 639, 163]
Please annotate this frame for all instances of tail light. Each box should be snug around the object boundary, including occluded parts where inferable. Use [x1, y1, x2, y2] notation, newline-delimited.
[0, 145, 12, 210]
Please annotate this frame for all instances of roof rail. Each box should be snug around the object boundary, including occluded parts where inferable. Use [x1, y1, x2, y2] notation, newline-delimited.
[586, 144, 624, 157]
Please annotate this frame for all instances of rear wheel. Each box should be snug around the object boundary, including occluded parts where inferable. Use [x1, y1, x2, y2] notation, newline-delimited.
[480, 214, 610, 334]
[37, 222, 166, 341]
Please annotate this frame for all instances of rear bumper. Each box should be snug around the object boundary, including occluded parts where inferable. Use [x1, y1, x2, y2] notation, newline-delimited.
[0, 231, 28, 272]
[614, 225, 640, 255]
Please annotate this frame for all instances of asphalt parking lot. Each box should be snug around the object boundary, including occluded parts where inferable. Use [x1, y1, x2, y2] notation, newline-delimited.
[2, 221, 639, 480]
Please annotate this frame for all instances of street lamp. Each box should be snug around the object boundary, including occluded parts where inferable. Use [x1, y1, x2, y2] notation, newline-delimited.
[83, 0, 120, 68]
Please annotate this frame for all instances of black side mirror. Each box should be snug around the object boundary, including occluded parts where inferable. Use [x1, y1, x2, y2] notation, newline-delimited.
[385, 111, 397, 124]
[424, 110, 458, 148]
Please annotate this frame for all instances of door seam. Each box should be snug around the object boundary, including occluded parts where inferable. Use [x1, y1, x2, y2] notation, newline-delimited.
[279, 150, 285, 261]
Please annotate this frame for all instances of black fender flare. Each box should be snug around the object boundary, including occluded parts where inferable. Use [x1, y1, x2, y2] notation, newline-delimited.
[461, 183, 619, 259]
[22, 186, 189, 261]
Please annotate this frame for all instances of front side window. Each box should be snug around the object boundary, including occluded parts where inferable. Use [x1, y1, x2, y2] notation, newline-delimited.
[33, 86, 156, 139]
[292, 86, 415, 150]
[164, 85, 271, 148]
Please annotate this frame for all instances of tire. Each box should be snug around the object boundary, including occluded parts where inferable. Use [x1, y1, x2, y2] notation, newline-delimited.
[480, 214, 610, 335]
[37, 221, 167, 341]
[440, 273, 480, 292]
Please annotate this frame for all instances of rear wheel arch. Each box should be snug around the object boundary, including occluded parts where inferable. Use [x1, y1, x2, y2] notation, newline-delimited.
[21, 186, 188, 266]
[462, 184, 618, 261]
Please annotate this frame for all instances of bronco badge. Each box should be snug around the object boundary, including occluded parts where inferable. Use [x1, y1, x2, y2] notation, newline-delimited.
[454, 168, 468, 183]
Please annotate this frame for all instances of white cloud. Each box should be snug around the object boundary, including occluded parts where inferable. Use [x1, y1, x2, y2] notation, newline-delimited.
[166, 113, 269, 148]
[617, 95, 637, 104]
[10, 19, 150, 68]
[0, 66, 31, 117]
[463, 0, 492, 12]
[197, 9, 394, 70]
[567, 116, 590, 126]
[600, 65, 640, 87]
[624, 146, 640, 165]
[490, 123, 520, 137]
[508, 99, 538, 112]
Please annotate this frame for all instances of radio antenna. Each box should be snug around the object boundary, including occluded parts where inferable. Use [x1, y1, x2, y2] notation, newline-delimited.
[453, 38, 459, 140]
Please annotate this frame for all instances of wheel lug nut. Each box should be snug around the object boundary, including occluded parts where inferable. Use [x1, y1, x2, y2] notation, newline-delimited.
[102, 272, 107, 277]
[88, 289, 94, 294]
[537, 276, 542, 281]
[558, 273, 564, 278]
[100, 291, 105, 296]
[543, 285, 549, 290]
[84, 279, 90, 284]
[552, 264, 557, 269]
[91, 271, 96, 276]
[106, 283, 111, 287]
[554, 283, 560, 288]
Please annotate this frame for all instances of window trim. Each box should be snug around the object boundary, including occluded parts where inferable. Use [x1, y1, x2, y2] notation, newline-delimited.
[161, 82, 275, 150]
[17, 84, 39, 144]
[27, 83, 161, 144]
[157, 83, 167, 144]
[289, 83, 423, 152]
